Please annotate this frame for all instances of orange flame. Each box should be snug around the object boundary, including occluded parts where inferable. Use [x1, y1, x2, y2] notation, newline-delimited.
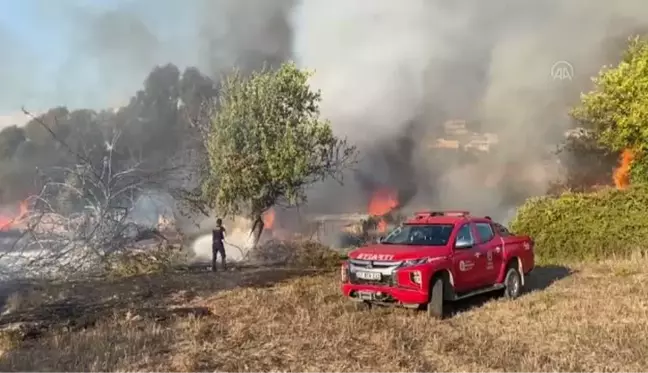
[368, 188, 399, 233]
[613, 149, 634, 190]
[262, 208, 275, 229]
[0, 200, 29, 231]
[368, 188, 398, 216]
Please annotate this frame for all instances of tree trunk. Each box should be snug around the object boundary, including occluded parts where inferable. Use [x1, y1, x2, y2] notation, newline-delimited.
[250, 215, 264, 248]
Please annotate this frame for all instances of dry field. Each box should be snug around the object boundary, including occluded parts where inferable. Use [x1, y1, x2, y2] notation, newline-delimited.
[1, 260, 648, 372]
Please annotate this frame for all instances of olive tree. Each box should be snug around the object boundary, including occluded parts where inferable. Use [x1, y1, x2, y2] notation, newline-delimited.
[572, 36, 648, 183]
[202, 62, 357, 245]
[0, 125, 26, 159]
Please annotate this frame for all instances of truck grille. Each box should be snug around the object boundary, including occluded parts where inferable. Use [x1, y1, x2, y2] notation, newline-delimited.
[348, 259, 402, 286]
[349, 259, 402, 268]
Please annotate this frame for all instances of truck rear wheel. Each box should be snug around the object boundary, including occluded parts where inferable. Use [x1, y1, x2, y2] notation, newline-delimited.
[503, 266, 522, 299]
[427, 277, 445, 319]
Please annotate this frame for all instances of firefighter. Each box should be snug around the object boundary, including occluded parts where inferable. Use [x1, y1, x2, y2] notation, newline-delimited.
[212, 218, 227, 271]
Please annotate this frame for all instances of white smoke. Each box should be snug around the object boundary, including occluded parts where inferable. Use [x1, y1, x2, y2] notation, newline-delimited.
[291, 0, 648, 220]
[189, 216, 255, 263]
[291, 0, 440, 145]
[5, 0, 648, 228]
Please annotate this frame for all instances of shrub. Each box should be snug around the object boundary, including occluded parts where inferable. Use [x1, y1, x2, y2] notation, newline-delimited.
[509, 184, 648, 263]
[571, 37, 648, 184]
[104, 244, 185, 277]
[249, 240, 343, 269]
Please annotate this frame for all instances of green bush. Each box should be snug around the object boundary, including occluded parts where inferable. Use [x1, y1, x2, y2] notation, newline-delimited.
[250, 240, 344, 270]
[509, 184, 648, 263]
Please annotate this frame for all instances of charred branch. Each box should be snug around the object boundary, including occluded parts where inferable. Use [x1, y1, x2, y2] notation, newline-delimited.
[0, 109, 186, 280]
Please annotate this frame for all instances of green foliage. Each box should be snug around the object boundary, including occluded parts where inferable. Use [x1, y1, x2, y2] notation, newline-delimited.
[203, 62, 357, 218]
[0, 64, 215, 206]
[630, 155, 648, 184]
[509, 185, 648, 263]
[0, 125, 26, 159]
[572, 36, 648, 152]
[0, 161, 38, 203]
[572, 36, 648, 181]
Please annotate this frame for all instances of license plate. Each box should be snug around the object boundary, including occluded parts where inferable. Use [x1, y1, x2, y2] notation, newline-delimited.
[356, 271, 381, 281]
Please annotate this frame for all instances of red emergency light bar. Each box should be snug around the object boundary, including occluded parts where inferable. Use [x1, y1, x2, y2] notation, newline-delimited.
[413, 210, 471, 217]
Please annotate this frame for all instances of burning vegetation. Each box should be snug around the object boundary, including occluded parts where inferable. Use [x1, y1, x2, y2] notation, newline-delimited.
[0, 200, 28, 232]
[262, 209, 276, 230]
[613, 149, 634, 190]
[0, 113, 189, 280]
[367, 188, 399, 233]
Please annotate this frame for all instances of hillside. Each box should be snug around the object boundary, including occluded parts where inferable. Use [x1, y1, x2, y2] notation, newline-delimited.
[1, 260, 648, 371]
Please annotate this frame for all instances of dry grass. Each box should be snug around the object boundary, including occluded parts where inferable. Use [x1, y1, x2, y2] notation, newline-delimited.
[2, 260, 648, 371]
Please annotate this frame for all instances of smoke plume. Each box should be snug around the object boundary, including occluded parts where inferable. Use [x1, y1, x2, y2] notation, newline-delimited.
[0, 0, 293, 113]
[3, 0, 648, 226]
[291, 0, 648, 222]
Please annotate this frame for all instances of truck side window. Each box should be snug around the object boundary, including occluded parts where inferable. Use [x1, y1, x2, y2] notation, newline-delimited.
[493, 223, 511, 237]
[475, 222, 495, 243]
[455, 223, 474, 245]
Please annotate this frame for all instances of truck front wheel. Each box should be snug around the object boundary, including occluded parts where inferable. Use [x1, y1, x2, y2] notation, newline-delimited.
[426, 277, 445, 319]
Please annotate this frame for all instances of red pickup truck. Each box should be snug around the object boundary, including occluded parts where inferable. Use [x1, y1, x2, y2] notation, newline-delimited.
[340, 210, 535, 318]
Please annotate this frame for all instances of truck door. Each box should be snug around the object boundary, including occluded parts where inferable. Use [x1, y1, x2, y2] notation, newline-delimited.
[475, 222, 503, 285]
[452, 222, 485, 292]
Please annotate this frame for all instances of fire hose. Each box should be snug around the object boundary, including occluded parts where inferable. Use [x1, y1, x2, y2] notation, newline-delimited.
[222, 240, 251, 260]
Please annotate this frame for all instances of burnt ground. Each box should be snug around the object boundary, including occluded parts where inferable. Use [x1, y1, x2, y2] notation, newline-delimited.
[1, 261, 648, 371]
[0, 265, 325, 372]
[0, 265, 317, 329]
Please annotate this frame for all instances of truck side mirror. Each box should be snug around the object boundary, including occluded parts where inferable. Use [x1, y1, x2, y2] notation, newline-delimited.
[377, 236, 385, 243]
[455, 237, 473, 249]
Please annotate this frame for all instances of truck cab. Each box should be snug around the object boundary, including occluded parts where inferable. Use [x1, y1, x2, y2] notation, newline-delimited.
[340, 210, 535, 318]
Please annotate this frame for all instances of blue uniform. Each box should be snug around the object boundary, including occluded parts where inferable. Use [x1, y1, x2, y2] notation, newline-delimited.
[212, 226, 226, 271]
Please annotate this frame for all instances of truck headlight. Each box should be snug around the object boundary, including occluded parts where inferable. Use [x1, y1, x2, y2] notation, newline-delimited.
[402, 258, 429, 267]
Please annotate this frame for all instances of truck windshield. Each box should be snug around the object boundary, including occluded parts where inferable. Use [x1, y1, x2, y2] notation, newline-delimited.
[381, 224, 454, 246]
